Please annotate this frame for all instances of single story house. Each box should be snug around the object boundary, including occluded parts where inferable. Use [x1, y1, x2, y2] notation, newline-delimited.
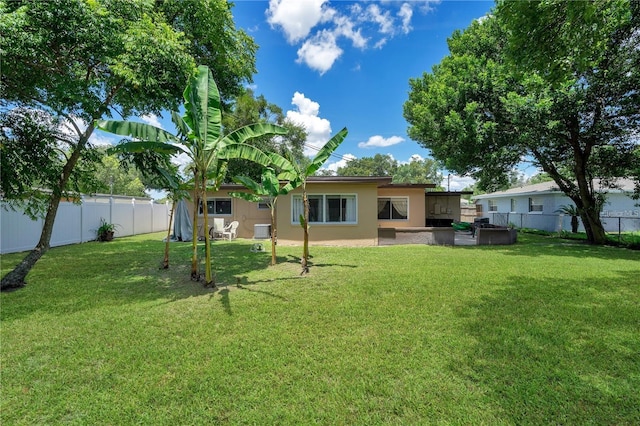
[185, 176, 470, 246]
[473, 178, 639, 232]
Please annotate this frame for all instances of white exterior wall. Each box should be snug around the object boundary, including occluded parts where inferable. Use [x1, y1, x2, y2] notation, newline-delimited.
[476, 192, 639, 232]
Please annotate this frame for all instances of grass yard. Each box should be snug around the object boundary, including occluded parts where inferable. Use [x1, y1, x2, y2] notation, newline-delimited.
[1, 232, 639, 424]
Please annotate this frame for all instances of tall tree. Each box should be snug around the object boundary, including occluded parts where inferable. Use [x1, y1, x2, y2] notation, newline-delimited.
[404, 1, 640, 244]
[92, 151, 148, 197]
[0, 0, 256, 290]
[393, 157, 443, 185]
[223, 88, 307, 182]
[98, 66, 290, 287]
[336, 154, 398, 176]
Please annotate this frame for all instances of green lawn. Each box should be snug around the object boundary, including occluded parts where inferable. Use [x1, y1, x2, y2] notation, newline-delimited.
[1, 233, 639, 425]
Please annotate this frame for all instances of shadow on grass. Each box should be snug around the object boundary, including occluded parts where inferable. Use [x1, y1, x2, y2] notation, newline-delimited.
[0, 237, 295, 322]
[455, 274, 640, 424]
[455, 233, 640, 261]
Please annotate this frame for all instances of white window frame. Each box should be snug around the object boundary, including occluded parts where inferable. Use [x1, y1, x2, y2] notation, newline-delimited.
[488, 199, 498, 212]
[199, 197, 232, 216]
[529, 197, 543, 213]
[510, 198, 517, 213]
[377, 197, 409, 221]
[291, 194, 358, 224]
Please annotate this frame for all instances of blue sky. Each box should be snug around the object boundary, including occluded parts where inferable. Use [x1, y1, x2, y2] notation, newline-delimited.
[93, 0, 507, 191]
[231, 0, 496, 189]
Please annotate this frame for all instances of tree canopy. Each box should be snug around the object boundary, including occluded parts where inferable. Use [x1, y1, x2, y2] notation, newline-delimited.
[0, 0, 259, 290]
[404, 0, 640, 244]
[335, 154, 443, 186]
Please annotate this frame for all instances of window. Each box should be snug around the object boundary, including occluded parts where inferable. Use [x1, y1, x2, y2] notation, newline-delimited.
[377, 197, 408, 220]
[510, 198, 517, 212]
[258, 197, 269, 210]
[292, 194, 357, 223]
[488, 199, 498, 212]
[199, 198, 232, 215]
[529, 197, 543, 212]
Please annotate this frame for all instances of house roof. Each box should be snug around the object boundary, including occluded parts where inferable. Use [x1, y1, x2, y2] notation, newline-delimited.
[306, 176, 393, 186]
[473, 178, 637, 199]
[218, 176, 440, 190]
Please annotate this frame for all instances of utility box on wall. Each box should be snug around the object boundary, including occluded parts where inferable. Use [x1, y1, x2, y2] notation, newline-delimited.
[254, 224, 271, 239]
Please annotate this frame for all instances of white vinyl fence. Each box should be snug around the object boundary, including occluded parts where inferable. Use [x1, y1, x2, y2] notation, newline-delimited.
[1, 195, 171, 254]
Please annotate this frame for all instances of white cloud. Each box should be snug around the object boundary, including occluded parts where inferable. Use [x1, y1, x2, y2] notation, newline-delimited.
[445, 174, 476, 191]
[322, 153, 357, 173]
[296, 30, 343, 75]
[398, 3, 413, 34]
[334, 15, 368, 48]
[365, 4, 394, 35]
[358, 135, 405, 148]
[266, 0, 331, 43]
[140, 113, 163, 129]
[286, 92, 333, 157]
[89, 132, 118, 147]
[266, 0, 441, 74]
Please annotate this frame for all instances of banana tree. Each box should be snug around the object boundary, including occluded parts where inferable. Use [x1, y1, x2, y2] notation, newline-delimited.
[285, 128, 348, 274]
[228, 162, 299, 266]
[97, 65, 290, 286]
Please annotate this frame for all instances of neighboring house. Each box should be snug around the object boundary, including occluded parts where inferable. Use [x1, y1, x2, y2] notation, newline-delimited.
[473, 178, 639, 232]
[186, 176, 470, 246]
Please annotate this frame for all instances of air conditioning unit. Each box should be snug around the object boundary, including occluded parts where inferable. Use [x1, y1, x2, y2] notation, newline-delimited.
[254, 224, 271, 239]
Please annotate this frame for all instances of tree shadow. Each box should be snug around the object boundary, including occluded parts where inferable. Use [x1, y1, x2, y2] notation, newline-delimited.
[454, 273, 640, 424]
[454, 233, 640, 261]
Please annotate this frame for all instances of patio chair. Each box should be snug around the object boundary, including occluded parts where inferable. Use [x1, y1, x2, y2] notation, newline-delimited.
[221, 221, 239, 241]
[209, 218, 225, 240]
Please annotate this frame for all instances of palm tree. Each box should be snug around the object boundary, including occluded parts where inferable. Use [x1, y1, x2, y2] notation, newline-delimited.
[556, 204, 580, 233]
[285, 128, 348, 274]
[229, 162, 298, 266]
[98, 65, 291, 286]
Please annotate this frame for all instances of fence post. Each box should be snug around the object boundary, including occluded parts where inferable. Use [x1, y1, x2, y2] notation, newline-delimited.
[150, 198, 154, 233]
[109, 195, 114, 225]
[80, 195, 85, 243]
[131, 198, 135, 236]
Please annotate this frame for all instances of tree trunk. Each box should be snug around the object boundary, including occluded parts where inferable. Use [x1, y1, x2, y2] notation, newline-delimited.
[581, 208, 607, 244]
[570, 216, 579, 233]
[191, 171, 200, 281]
[270, 205, 277, 266]
[202, 176, 215, 288]
[1, 123, 92, 291]
[301, 188, 309, 275]
[162, 200, 176, 269]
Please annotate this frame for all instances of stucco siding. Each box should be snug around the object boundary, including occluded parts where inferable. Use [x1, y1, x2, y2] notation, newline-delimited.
[276, 182, 379, 246]
[377, 187, 426, 228]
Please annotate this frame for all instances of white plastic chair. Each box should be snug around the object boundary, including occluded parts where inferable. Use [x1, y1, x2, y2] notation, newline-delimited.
[221, 221, 239, 241]
[209, 218, 225, 240]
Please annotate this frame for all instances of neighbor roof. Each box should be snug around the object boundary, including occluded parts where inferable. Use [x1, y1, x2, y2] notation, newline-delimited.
[473, 178, 637, 199]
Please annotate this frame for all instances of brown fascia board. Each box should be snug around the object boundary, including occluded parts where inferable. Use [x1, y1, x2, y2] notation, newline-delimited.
[425, 190, 474, 195]
[217, 176, 394, 190]
[306, 176, 394, 186]
[381, 183, 437, 189]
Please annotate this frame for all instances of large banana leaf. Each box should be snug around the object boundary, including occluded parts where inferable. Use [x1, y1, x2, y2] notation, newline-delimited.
[96, 120, 179, 143]
[233, 175, 266, 194]
[306, 127, 348, 176]
[217, 143, 273, 166]
[183, 65, 222, 148]
[228, 191, 265, 203]
[171, 111, 191, 139]
[106, 141, 185, 156]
